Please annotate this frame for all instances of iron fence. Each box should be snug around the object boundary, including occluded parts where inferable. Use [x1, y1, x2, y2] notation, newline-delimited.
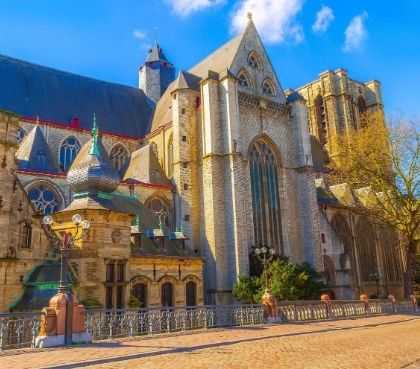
[0, 300, 417, 351]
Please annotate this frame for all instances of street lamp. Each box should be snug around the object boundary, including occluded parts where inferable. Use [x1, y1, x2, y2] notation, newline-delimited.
[43, 214, 90, 293]
[369, 271, 380, 298]
[253, 244, 276, 288]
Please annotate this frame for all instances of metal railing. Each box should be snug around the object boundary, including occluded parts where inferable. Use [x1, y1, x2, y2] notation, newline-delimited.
[85, 304, 264, 341]
[0, 312, 40, 350]
[0, 300, 417, 350]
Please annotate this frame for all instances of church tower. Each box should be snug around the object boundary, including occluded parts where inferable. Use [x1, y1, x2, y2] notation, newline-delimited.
[139, 42, 175, 103]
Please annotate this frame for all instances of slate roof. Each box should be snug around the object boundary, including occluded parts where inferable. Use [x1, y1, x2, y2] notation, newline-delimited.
[145, 43, 170, 64]
[0, 54, 154, 138]
[16, 125, 59, 172]
[123, 144, 172, 187]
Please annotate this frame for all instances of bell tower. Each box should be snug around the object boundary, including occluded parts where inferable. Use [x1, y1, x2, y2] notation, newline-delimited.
[139, 42, 175, 103]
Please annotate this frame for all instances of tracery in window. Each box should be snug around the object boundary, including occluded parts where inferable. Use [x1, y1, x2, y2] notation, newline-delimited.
[249, 139, 283, 255]
[59, 136, 81, 171]
[146, 197, 172, 228]
[110, 144, 129, 176]
[28, 183, 61, 215]
[248, 51, 261, 69]
[237, 70, 251, 88]
[262, 79, 276, 96]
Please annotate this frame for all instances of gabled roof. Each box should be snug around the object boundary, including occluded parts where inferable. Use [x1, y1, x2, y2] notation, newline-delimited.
[189, 34, 243, 78]
[173, 71, 200, 91]
[16, 125, 59, 172]
[0, 54, 154, 138]
[123, 144, 172, 187]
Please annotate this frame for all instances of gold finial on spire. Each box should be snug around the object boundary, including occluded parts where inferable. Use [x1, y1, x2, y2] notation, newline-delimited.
[247, 11, 253, 22]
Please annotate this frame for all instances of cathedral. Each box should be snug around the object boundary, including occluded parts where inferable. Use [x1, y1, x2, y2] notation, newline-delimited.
[0, 17, 405, 312]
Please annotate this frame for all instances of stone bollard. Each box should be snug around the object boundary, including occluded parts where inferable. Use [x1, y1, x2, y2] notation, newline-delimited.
[410, 294, 418, 313]
[261, 288, 278, 323]
[360, 294, 369, 315]
[388, 294, 397, 313]
[35, 292, 92, 348]
[321, 294, 332, 319]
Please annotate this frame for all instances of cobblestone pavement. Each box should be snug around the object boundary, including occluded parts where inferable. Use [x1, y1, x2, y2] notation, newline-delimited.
[1, 315, 420, 369]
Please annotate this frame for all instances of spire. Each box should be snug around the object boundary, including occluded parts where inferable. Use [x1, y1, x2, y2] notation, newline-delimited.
[145, 41, 170, 64]
[89, 113, 100, 156]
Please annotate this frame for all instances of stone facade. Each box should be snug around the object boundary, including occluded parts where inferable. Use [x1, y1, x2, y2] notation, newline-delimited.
[0, 17, 405, 311]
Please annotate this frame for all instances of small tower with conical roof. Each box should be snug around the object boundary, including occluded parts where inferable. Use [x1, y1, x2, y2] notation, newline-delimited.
[139, 42, 175, 103]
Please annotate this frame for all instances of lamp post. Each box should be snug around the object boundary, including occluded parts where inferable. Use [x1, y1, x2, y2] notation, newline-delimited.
[253, 244, 276, 289]
[43, 214, 90, 293]
[369, 271, 380, 298]
[42, 214, 90, 345]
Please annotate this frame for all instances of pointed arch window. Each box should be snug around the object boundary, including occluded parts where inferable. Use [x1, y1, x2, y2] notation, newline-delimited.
[237, 70, 251, 88]
[314, 95, 328, 147]
[248, 51, 261, 69]
[59, 136, 81, 171]
[262, 79, 276, 96]
[167, 135, 174, 178]
[249, 140, 283, 254]
[28, 183, 61, 215]
[110, 144, 129, 176]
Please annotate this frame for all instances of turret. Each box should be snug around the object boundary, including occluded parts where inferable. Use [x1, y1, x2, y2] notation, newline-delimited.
[138, 42, 175, 103]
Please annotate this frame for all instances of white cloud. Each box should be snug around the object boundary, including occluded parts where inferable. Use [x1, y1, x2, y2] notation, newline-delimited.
[133, 29, 147, 40]
[231, 0, 305, 44]
[312, 5, 334, 33]
[167, 0, 224, 16]
[343, 12, 368, 52]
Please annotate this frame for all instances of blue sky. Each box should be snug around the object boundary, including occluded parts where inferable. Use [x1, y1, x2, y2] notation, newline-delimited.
[0, 0, 419, 119]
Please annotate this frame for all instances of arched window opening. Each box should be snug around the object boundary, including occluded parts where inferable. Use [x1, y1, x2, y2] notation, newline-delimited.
[146, 197, 172, 228]
[357, 96, 368, 128]
[248, 52, 261, 69]
[20, 221, 32, 249]
[132, 283, 148, 308]
[249, 140, 283, 255]
[262, 79, 276, 96]
[28, 183, 61, 215]
[238, 70, 251, 88]
[167, 136, 174, 179]
[59, 136, 81, 171]
[161, 282, 173, 308]
[186, 281, 197, 307]
[379, 227, 403, 283]
[355, 219, 378, 283]
[16, 128, 26, 144]
[314, 95, 328, 147]
[110, 144, 129, 176]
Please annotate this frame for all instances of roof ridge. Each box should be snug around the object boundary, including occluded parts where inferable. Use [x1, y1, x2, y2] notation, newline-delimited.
[0, 53, 143, 92]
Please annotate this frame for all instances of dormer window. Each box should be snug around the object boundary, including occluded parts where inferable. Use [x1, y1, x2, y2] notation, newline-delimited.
[248, 51, 261, 69]
[262, 79, 276, 96]
[238, 70, 251, 88]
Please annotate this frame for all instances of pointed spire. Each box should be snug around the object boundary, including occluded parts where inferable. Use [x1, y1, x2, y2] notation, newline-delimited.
[89, 113, 100, 156]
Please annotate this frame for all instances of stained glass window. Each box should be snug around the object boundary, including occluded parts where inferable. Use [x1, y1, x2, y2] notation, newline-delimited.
[59, 136, 80, 171]
[110, 144, 129, 176]
[249, 140, 283, 254]
[28, 184, 61, 214]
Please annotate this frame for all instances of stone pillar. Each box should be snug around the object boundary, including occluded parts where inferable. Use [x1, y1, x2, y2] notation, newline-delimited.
[35, 292, 91, 348]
